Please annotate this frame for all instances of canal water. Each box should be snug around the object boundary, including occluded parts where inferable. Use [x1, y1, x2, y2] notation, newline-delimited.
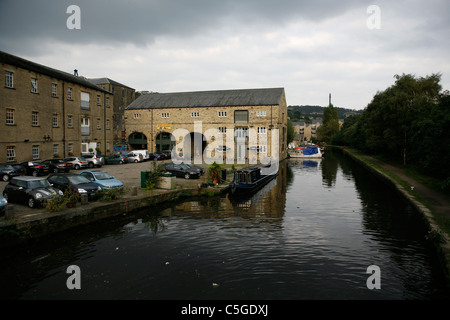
[0, 150, 449, 300]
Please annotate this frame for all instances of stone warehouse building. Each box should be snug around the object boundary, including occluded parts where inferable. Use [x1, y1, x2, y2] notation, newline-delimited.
[0, 51, 114, 163]
[125, 88, 288, 164]
[88, 78, 135, 145]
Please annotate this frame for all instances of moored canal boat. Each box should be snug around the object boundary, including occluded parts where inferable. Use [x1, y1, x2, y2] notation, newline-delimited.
[229, 165, 278, 197]
[288, 146, 323, 159]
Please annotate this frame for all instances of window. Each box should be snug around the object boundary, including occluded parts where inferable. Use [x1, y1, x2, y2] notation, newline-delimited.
[81, 117, 90, 135]
[234, 110, 248, 123]
[6, 146, 15, 162]
[106, 97, 110, 107]
[257, 127, 267, 134]
[52, 84, 57, 97]
[31, 78, 38, 93]
[32, 111, 39, 126]
[97, 118, 101, 130]
[67, 87, 73, 100]
[106, 119, 110, 129]
[97, 95, 101, 105]
[32, 145, 39, 159]
[257, 111, 267, 117]
[133, 114, 141, 119]
[53, 144, 58, 156]
[67, 115, 73, 128]
[191, 112, 199, 117]
[6, 108, 15, 125]
[68, 143, 73, 154]
[52, 114, 58, 127]
[161, 112, 169, 118]
[81, 92, 90, 110]
[218, 127, 227, 134]
[5, 71, 13, 88]
[218, 111, 227, 117]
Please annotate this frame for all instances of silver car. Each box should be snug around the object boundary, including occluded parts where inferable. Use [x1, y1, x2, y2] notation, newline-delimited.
[63, 157, 89, 170]
[83, 154, 104, 168]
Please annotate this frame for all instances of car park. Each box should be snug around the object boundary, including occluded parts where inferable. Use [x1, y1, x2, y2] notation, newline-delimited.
[3, 176, 63, 208]
[20, 161, 50, 177]
[79, 170, 124, 190]
[41, 159, 73, 173]
[0, 163, 26, 181]
[83, 154, 104, 168]
[47, 173, 101, 199]
[64, 157, 89, 170]
[0, 194, 7, 215]
[164, 163, 200, 179]
[104, 154, 127, 165]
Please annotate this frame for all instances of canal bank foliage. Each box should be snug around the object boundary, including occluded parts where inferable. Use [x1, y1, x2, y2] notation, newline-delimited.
[332, 73, 450, 187]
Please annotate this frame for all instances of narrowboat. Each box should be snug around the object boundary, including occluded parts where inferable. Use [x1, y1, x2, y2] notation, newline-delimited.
[288, 146, 323, 159]
[229, 165, 278, 197]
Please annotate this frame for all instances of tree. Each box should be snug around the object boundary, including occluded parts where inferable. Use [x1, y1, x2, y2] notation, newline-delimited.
[287, 119, 295, 145]
[317, 103, 340, 143]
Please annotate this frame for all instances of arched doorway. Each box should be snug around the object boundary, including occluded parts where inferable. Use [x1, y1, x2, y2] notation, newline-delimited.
[128, 132, 148, 150]
[155, 131, 175, 152]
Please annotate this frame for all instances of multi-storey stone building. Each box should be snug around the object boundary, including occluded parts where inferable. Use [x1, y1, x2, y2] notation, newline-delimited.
[125, 88, 288, 164]
[88, 78, 135, 145]
[0, 51, 114, 163]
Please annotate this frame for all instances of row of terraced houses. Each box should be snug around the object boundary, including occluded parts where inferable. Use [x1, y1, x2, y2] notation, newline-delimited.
[1, 51, 288, 164]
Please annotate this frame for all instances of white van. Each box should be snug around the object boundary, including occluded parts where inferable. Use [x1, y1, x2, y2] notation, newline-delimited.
[129, 150, 149, 161]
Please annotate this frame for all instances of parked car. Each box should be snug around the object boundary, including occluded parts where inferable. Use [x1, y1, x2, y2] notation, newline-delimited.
[64, 157, 89, 170]
[0, 163, 26, 181]
[182, 162, 205, 176]
[130, 150, 149, 161]
[104, 154, 127, 165]
[164, 163, 200, 179]
[47, 173, 101, 199]
[0, 194, 8, 215]
[126, 152, 144, 163]
[83, 154, 104, 168]
[148, 153, 163, 161]
[79, 170, 124, 190]
[161, 150, 173, 159]
[20, 161, 50, 177]
[155, 152, 169, 160]
[41, 159, 73, 173]
[3, 176, 63, 208]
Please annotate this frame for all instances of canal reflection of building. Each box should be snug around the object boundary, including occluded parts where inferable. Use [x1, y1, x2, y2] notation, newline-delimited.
[160, 161, 288, 219]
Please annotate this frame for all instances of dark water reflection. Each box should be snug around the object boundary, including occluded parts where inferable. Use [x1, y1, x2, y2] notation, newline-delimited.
[0, 150, 448, 300]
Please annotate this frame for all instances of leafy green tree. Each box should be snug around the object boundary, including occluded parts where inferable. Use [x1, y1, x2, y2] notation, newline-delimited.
[317, 103, 340, 143]
[287, 119, 295, 145]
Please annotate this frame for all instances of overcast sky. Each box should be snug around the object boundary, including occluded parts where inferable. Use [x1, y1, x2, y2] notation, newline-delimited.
[1, 0, 449, 110]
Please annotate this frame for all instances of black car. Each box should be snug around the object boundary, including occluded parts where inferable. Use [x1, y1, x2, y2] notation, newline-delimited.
[161, 150, 172, 159]
[182, 162, 205, 176]
[148, 153, 163, 160]
[47, 173, 101, 199]
[41, 159, 73, 173]
[164, 163, 200, 179]
[0, 163, 26, 181]
[20, 161, 50, 177]
[3, 176, 63, 208]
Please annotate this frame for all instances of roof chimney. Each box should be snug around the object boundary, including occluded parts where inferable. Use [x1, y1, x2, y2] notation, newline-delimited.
[74, 69, 78, 76]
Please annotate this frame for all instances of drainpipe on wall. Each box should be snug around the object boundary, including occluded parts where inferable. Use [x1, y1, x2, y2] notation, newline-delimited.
[62, 82, 66, 158]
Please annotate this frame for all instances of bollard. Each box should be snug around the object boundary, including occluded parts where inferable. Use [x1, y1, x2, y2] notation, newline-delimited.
[80, 194, 88, 205]
[5, 205, 15, 219]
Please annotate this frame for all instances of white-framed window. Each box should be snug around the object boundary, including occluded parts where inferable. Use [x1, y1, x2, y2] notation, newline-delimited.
[5, 71, 13, 88]
[218, 111, 227, 117]
[257, 111, 267, 117]
[81, 92, 90, 110]
[52, 114, 58, 127]
[67, 115, 73, 128]
[97, 118, 101, 130]
[257, 127, 267, 134]
[133, 114, 141, 119]
[52, 84, 57, 97]
[106, 97, 110, 107]
[67, 87, 73, 100]
[191, 112, 199, 117]
[32, 111, 39, 126]
[97, 95, 101, 105]
[31, 78, 38, 93]
[6, 108, 15, 125]
[53, 144, 58, 155]
[106, 119, 110, 129]
[32, 145, 39, 159]
[68, 143, 73, 154]
[218, 127, 227, 134]
[6, 146, 15, 162]
[161, 112, 170, 118]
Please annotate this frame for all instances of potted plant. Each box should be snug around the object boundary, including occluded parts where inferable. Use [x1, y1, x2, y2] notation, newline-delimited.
[207, 162, 221, 185]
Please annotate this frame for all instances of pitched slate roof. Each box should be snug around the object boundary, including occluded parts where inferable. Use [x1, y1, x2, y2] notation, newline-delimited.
[89, 77, 134, 89]
[126, 87, 285, 110]
[0, 50, 109, 93]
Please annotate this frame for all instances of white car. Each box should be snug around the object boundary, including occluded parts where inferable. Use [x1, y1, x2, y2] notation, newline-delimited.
[127, 152, 144, 163]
